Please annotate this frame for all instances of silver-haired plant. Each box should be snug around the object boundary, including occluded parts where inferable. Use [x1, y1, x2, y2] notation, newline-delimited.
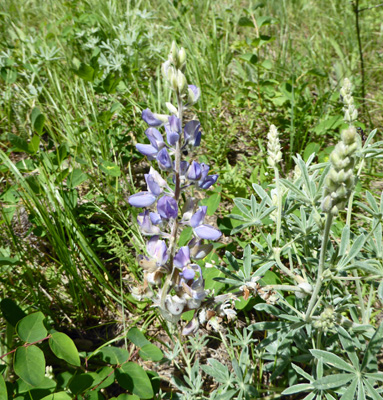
[129, 42, 234, 334]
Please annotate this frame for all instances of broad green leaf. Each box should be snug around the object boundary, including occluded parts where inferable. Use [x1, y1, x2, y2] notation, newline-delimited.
[67, 169, 88, 189]
[178, 226, 193, 246]
[238, 16, 253, 27]
[49, 332, 81, 366]
[28, 135, 40, 154]
[282, 383, 314, 395]
[127, 327, 150, 348]
[310, 349, 356, 373]
[113, 395, 140, 400]
[239, 53, 258, 64]
[31, 108, 46, 135]
[41, 392, 72, 400]
[361, 322, 383, 372]
[74, 63, 96, 82]
[98, 346, 130, 365]
[339, 378, 358, 400]
[0, 298, 26, 327]
[100, 160, 121, 177]
[117, 362, 153, 399]
[200, 192, 221, 216]
[8, 133, 30, 153]
[68, 373, 95, 394]
[139, 343, 163, 361]
[17, 376, 56, 393]
[16, 312, 47, 342]
[303, 142, 320, 162]
[0, 374, 7, 399]
[14, 345, 46, 386]
[313, 373, 353, 390]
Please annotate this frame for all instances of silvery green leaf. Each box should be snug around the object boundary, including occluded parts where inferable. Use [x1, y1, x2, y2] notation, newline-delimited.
[358, 380, 366, 400]
[231, 358, 243, 381]
[313, 373, 354, 390]
[282, 384, 315, 395]
[243, 245, 252, 278]
[310, 350, 356, 373]
[291, 363, 313, 381]
[253, 303, 281, 316]
[253, 261, 274, 277]
[378, 281, 383, 303]
[339, 225, 350, 257]
[225, 252, 240, 271]
[363, 372, 383, 382]
[363, 128, 377, 148]
[252, 183, 272, 205]
[201, 359, 230, 384]
[364, 379, 383, 400]
[337, 326, 360, 369]
[344, 233, 365, 264]
[233, 198, 252, 218]
[280, 178, 310, 202]
[361, 322, 383, 372]
[302, 393, 316, 400]
[339, 378, 358, 400]
[249, 321, 289, 330]
[227, 213, 247, 221]
[366, 191, 379, 213]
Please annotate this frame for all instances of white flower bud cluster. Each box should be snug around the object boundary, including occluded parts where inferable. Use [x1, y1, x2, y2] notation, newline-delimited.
[267, 124, 282, 168]
[162, 41, 188, 93]
[321, 126, 359, 216]
[313, 307, 340, 332]
[340, 78, 358, 124]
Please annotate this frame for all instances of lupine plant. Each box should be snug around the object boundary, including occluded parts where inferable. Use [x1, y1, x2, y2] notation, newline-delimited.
[128, 42, 236, 334]
[224, 78, 383, 399]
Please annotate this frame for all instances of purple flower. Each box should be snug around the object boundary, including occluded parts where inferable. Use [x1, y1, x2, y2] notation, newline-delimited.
[146, 235, 168, 266]
[174, 246, 190, 269]
[188, 238, 213, 259]
[157, 148, 172, 171]
[182, 317, 199, 335]
[142, 109, 169, 127]
[157, 196, 178, 219]
[187, 85, 201, 105]
[136, 128, 165, 159]
[128, 167, 169, 208]
[184, 120, 201, 147]
[197, 163, 218, 189]
[165, 115, 181, 146]
[187, 161, 202, 181]
[137, 210, 161, 235]
[190, 206, 222, 241]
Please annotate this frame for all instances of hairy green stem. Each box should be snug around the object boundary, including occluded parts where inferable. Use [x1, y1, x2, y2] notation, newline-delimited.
[305, 213, 333, 321]
[274, 167, 282, 245]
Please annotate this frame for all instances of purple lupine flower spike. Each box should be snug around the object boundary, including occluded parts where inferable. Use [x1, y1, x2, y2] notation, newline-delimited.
[142, 108, 169, 127]
[165, 115, 181, 146]
[157, 196, 178, 219]
[157, 148, 172, 171]
[190, 206, 222, 240]
[199, 174, 218, 190]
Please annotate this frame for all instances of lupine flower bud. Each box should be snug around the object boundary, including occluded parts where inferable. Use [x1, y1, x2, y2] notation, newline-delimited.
[267, 125, 282, 167]
[321, 124, 359, 214]
[340, 78, 358, 124]
[177, 70, 187, 92]
[166, 102, 178, 114]
[178, 47, 186, 65]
